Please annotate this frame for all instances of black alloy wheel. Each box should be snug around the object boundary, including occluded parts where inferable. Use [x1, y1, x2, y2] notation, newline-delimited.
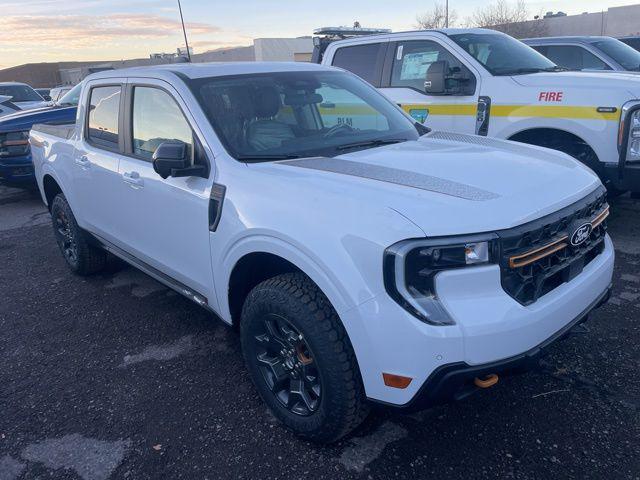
[53, 206, 78, 266]
[253, 313, 321, 416]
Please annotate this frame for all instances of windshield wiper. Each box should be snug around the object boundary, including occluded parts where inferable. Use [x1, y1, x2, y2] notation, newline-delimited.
[494, 66, 566, 76]
[336, 139, 407, 152]
[542, 66, 568, 72]
[236, 154, 302, 163]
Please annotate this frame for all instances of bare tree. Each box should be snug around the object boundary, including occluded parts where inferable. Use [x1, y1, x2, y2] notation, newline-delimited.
[469, 0, 547, 38]
[416, 2, 458, 29]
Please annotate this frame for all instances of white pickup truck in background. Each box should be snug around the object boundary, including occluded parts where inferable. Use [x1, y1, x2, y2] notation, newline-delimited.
[319, 28, 640, 196]
[30, 62, 613, 442]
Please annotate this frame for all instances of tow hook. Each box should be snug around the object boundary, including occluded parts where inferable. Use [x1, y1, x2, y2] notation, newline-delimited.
[474, 374, 499, 389]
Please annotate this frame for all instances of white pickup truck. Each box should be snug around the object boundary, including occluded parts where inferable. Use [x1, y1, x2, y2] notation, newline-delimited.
[319, 28, 640, 195]
[31, 62, 614, 443]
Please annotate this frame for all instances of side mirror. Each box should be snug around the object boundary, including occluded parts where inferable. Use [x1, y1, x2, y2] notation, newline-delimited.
[152, 141, 190, 179]
[152, 140, 208, 179]
[424, 60, 449, 94]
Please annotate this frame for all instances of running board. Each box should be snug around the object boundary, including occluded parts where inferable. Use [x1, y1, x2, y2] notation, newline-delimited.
[95, 235, 213, 312]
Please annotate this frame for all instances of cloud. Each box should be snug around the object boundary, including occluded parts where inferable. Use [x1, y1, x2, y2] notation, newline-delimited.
[0, 12, 222, 51]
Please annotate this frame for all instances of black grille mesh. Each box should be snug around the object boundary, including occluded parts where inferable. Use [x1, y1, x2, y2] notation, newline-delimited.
[498, 188, 608, 306]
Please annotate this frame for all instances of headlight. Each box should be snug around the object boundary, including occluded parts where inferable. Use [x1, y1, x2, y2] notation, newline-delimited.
[383, 235, 497, 325]
[0, 131, 30, 158]
[619, 102, 640, 163]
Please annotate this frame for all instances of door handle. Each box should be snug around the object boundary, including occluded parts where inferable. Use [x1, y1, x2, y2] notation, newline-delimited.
[75, 155, 90, 169]
[122, 171, 144, 188]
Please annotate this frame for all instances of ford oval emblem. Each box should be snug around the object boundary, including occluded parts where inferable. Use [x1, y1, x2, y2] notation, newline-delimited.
[570, 222, 593, 246]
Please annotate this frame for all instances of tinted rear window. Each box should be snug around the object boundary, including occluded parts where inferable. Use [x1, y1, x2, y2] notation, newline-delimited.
[331, 43, 386, 86]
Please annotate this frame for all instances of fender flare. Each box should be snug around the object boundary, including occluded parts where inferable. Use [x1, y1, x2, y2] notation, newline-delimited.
[215, 233, 357, 325]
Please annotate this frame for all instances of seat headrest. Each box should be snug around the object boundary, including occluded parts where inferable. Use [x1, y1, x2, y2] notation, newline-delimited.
[253, 86, 281, 118]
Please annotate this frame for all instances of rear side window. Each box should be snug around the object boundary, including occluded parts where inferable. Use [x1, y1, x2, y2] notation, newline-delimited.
[131, 87, 193, 160]
[331, 43, 386, 86]
[87, 86, 121, 148]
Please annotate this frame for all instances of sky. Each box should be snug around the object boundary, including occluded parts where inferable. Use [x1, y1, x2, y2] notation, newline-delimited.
[0, 0, 639, 69]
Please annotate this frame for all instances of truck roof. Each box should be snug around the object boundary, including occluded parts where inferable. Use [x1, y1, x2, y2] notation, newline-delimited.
[85, 61, 336, 82]
[522, 36, 614, 43]
[319, 28, 507, 50]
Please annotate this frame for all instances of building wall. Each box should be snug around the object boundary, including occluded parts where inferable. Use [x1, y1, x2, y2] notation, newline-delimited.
[253, 38, 314, 61]
[0, 39, 309, 88]
[517, 4, 640, 38]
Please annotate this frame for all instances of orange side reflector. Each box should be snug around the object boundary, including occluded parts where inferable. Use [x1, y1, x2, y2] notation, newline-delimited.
[382, 373, 413, 389]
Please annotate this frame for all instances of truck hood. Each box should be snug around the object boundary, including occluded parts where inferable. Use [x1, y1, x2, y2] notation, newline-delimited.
[0, 105, 77, 133]
[262, 132, 601, 236]
[13, 100, 50, 111]
[511, 71, 640, 97]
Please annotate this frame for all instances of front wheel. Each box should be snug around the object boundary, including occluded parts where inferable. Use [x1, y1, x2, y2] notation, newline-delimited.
[240, 273, 369, 443]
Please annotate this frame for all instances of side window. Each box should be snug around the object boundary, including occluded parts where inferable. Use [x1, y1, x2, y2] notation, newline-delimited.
[87, 86, 121, 148]
[131, 87, 193, 160]
[391, 40, 474, 92]
[543, 45, 611, 71]
[580, 48, 611, 70]
[331, 43, 386, 86]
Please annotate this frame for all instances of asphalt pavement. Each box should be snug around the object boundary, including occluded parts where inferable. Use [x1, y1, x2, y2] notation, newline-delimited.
[1, 183, 639, 480]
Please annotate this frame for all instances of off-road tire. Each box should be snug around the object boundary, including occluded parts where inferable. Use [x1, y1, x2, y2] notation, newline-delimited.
[240, 272, 369, 443]
[51, 193, 106, 275]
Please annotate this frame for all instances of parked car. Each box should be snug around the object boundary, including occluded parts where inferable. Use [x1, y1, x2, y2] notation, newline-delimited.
[35, 88, 52, 101]
[318, 28, 640, 195]
[619, 36, 640, 52]
[31, 63, 613, 442]
[0, 84, 79, 184]
[0, 82, 49, 113]
[49, 86, 74, 103]
[523, 36, 640, 73]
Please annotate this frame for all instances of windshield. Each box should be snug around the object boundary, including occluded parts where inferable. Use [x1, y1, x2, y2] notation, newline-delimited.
[450, 33, 559, 75]
[58, 84, 81, 106]
[0, 84, 43, 102]
[591, 38, 640, 71]
[186, 70, 419, 160]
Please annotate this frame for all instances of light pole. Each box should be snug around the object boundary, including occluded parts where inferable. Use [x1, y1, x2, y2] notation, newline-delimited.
[445, 0, 449, 28]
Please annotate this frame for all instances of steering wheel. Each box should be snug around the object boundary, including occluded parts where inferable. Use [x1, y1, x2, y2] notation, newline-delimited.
[323, 123, 355, 138]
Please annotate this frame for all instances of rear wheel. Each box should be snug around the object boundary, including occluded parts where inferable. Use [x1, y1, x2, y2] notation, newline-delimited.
[51, 194, 106, 275]
[240, 273, 369, 443]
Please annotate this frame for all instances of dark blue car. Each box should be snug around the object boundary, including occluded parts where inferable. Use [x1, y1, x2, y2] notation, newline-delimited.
[0, 84, 80, 185]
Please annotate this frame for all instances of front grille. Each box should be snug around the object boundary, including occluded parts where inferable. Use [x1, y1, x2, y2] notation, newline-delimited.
[498, 187, 608, 306]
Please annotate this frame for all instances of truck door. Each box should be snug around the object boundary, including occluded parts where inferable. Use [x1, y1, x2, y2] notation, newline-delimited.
[114, 80, 216, 301]
[379, 39, 479, 134]
[73, 83, 127, 242]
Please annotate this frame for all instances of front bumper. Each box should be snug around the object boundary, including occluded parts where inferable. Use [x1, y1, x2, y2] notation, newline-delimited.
[383, 284, 611, 411]
[0, 153, 34, 184]
[342, 235, 615, 407]
[602, 162, 640, 193]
